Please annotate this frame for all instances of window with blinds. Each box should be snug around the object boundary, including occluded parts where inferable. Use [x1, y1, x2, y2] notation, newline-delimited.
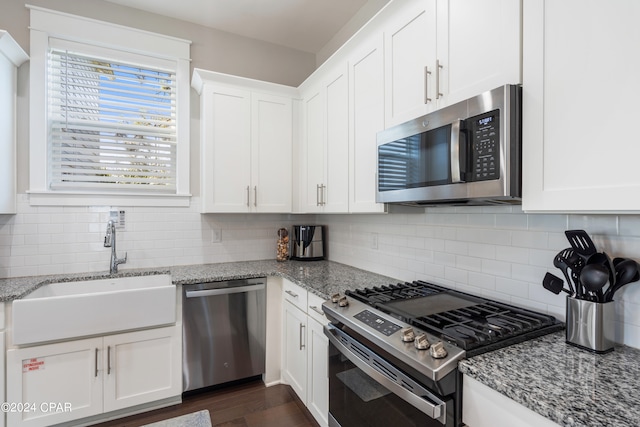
[48, 49, 177, 192]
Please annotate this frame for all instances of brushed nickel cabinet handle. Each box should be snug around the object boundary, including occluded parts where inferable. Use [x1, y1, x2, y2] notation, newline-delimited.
[309, 305, 325, 317]
[285, 290, 298, 298]
[299, 323, 306, 350]
[316, 184, 321, 206]
[95, 348, 99, 377]
[246, 186, 250, 207]
[107, 346, 111, 375]
[424, 66, 432, 104]
[436, 59, 443, 99]
[254, 186, 257, 207]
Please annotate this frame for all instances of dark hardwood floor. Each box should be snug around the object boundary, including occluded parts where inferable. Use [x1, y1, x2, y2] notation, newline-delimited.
[94, 380, 321, 427]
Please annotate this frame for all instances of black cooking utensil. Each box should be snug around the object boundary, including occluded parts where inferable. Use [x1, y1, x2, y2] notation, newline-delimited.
[566, 249, 585, 299]
[542, 272, 571, 295]
[565, 230, 598, 260]
[604, 259, 639, 302]
[580, 264, 609, 302]
[553, 248, 576, 296]
[585, 252, 615, 301]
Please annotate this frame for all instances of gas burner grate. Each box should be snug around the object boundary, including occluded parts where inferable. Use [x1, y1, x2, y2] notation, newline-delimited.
[347, 280, 562, 353]
[346, 281, 445, 305]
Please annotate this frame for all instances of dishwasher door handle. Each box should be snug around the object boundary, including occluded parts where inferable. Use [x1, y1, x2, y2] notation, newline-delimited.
[185, 283, 265, 298]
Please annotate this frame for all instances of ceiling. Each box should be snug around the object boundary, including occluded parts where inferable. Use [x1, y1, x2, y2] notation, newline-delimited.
[103, 0, 376, 54]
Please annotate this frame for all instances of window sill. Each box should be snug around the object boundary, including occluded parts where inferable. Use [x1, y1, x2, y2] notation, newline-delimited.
[27, 191, 191, 207]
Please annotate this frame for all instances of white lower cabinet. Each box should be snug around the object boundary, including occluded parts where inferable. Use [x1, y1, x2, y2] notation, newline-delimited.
[283, 300, 308, 402]
[282, 281, 329, 427]
[463, 375, 560, 427]
[6, 326, 181, 427]
[306, 304, 329, 427]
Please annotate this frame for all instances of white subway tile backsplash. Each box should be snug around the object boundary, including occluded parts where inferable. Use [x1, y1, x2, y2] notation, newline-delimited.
[495, 245, 530, 264]
[455, 255, 482, 272]
[467, 271, 495, 290]
[528, 214, 568, 231]
[511, 230, 548, 249]
[495, 277, 529, 299]
[4, 194, 640, 348]
[481, 259, 512, 278]
[444, 266, 468, 284]
[568, 215, 619, 235]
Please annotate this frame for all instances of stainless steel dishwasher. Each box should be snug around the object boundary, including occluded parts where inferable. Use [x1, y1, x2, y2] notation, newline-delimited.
[182, 278, 266, 392]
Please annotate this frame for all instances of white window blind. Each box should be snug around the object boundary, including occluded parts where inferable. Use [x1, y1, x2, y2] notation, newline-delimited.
[48, 49, 177, 192]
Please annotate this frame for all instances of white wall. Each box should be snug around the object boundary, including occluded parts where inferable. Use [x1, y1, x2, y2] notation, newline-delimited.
[0, 0, 316, 199]
[321, 206, 640, 349]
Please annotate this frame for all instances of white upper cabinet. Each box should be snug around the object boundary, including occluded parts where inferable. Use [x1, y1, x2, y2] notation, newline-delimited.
[383, 0, 522, 127]
[251, 93, 293, 212]
[438, 0, 522, 106]
[349, 33, 387, 213]
[0, 31, 28, 214]
[193, 69, 295, 213]
[384, 0, 437, 126]
[199, 84, 252, 213]
[299, 62, 350, 213]
[522, 0, 640, 212]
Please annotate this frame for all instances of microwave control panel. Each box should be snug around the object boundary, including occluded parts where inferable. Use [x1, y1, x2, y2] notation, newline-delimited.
[468, 110, 500, 181]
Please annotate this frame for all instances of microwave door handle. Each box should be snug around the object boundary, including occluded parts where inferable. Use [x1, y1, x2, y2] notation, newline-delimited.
[450, 119, 463, 183]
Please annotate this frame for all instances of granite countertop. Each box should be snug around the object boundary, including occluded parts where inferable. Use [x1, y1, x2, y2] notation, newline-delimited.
[459, 331, 640, 427]
[2, 260, 639, 426]
[0, 259, 397, 302]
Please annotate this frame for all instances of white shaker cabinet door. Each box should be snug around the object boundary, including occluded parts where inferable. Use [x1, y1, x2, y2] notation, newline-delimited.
[6, 338, 104, 427]
[300, 86, 325, 213]
[200, 85, 252, 213]
[437, 0, 521, 106]
[522, 0, 640, 212]
[251, 93, 292, 213]
[349, 33, 387, 213]
[323, 63, 350, 213]
[306, 314, 329, 427]
[384, 0, 437, 127]
[282, 300, 308, 403]
[103, 327, 181, 412]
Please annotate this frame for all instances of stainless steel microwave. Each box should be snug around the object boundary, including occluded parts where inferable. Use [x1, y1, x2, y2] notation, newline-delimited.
[376, 85, 522, 206]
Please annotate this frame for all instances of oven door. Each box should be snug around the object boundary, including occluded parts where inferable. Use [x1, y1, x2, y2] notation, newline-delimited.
[325, 323, 455, 427]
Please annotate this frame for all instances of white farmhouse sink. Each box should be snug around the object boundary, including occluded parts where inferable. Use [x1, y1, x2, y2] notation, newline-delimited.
[12, 274, 176, 345]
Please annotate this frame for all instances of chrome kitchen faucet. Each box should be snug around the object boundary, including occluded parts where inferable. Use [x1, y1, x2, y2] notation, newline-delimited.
[104, 220, 127, 274]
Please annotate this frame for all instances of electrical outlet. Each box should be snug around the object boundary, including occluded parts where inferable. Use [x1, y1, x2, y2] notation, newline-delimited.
[371, 232, 378, 250]
[212, 229, 222, 243]
[109, 209, 125, 229]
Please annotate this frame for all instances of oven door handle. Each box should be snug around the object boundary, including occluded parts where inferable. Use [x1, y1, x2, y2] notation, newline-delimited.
[325, 323, 447, 425]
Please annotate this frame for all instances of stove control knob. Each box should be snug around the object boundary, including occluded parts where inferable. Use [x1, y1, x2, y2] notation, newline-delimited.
[414, 333, 430, 350]
[401, 327, 415, 343]
[429, 341, 448, 359]
[330, 293, 341, 303]
[337, 296, 349, 307]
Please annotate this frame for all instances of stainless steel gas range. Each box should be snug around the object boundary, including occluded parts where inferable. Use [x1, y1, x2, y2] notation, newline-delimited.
[322, 281, 562, 427]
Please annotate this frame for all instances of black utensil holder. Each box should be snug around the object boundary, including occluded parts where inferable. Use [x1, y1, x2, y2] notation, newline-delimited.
[566, 296, 615, 353]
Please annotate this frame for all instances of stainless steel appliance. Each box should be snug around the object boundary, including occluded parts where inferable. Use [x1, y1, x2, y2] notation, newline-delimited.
[182, 278, 266, 392]
[290, 225, 325, 261]
[376, 84, 522, 206]
[323, 281, 562, 427]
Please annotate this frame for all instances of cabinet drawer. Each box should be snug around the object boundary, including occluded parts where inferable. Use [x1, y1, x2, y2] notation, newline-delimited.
[307, 292, 328, 325]
[283, 280, 307, 311]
